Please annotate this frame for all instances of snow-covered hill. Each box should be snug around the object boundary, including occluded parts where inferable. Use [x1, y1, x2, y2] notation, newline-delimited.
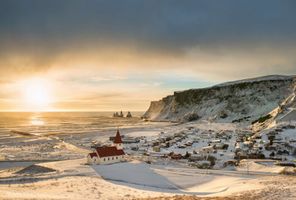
[143, 75, 296, 123]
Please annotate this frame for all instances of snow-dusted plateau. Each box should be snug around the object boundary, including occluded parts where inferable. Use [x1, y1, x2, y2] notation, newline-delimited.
[0, 75, 296, 200]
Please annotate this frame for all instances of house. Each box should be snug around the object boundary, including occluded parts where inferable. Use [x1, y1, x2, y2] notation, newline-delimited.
[122, 136, 140, 144]
[153, 146, 160, 152]
[87, 130, 125, 165]
[210, 139, 221, 143]
[188, 153, 204, 161]
[199, 146, 214, 156]
[170, 153, 182, 160]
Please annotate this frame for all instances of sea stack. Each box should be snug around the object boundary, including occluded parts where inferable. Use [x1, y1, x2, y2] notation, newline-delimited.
[113, 111, 125, 117]
[126, 111, 132, 118]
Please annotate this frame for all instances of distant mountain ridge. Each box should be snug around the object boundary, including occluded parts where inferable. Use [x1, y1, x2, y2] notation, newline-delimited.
[143, 75, 296, 123]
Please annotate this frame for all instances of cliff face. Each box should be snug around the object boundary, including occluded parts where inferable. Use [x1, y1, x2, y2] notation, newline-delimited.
[143, 75, 296, 123]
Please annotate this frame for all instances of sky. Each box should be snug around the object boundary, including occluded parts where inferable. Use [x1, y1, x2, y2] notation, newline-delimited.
[0, 0, 296, 111]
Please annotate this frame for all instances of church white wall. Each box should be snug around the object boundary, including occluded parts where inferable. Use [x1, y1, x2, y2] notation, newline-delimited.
[115, 143, 123, 150]
[95, 155, 124, 165]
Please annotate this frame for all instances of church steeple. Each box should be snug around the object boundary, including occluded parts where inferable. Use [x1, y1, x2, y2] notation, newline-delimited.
[113, 129, 123, 150]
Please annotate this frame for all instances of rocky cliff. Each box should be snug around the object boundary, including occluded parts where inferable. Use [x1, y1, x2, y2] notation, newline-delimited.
[143, 75, 296, 123]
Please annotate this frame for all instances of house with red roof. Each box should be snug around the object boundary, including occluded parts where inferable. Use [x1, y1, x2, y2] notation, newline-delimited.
[87, 130, 125, 164]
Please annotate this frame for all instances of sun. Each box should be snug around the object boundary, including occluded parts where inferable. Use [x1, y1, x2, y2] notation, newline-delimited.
[22, 78, 53, 111]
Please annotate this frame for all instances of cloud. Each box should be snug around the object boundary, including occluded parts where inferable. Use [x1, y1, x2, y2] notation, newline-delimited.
[1, 0, 296, 110]
[90, 76, 128, 82]
[0, 0, 296, 81]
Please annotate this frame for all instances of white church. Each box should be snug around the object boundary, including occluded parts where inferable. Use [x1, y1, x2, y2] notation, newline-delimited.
[87, 130, 125, 165]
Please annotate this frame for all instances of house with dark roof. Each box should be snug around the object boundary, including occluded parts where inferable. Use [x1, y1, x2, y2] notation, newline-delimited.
[87, 130, 125, 164]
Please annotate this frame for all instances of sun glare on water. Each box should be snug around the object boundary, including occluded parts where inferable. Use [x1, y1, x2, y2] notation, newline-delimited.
[22, 78, 53, 111]
[31, 117, 45, 126]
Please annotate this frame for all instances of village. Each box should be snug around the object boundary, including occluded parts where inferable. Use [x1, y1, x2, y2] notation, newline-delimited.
[86, 122, 296, 170]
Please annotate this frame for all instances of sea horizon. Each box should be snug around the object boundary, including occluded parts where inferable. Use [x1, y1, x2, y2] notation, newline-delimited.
[0, 111, 147, 136]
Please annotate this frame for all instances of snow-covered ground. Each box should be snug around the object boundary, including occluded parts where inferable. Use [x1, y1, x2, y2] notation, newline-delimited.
[0, 158, 295, 200]
[92, 160, 264, 195]
[0, 159, 265, 199]
[0, 115, 295, 199]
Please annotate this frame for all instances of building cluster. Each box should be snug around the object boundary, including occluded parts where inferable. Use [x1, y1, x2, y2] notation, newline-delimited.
[122, 128, 236, 169]
[235, 124, 296, 162]
[87, 123, 296, 168]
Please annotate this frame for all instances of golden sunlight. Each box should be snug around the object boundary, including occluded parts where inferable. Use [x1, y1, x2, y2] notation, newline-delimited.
[30, 117, 45, 126]
[22, 78, 53, 111]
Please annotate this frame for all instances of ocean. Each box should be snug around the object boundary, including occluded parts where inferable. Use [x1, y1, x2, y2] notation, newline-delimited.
[0, 112, 145, 136]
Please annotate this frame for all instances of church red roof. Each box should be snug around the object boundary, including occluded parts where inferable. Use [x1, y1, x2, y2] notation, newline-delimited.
[95, 146, 125, 158]
[89, 152, 97, 158]
[113, 129, 122, 144]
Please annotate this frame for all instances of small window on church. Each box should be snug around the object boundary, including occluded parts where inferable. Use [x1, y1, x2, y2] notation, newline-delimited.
[116, 156, 118, 159]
